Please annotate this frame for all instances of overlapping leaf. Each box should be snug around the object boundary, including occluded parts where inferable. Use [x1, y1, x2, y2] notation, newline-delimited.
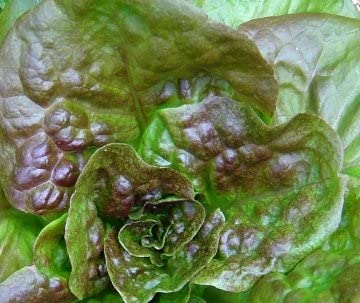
[65, 144, 219, 302]
[0, 0, 276, 215]
[0, 0, 40, 42]
[0, 190, 43, 282]
[140, 96, 344, 291]
[218, 177, 360, 303]
[239, 14, 360, 177]
[193, 0, 359, 28]
[105, 209, 224, 303]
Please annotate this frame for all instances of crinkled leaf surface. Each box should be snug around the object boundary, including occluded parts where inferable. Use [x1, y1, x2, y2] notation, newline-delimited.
[105, 209, 224, 303]
[119, 199, 205, 266]
[194, 177, 344, 292]
[193, 0, 359, 28]
[140, 96, 342, 206]
[65, 194, 108, 299]
[0, 0, 40, 42]
[3, 214, 77, 303]
[239, 14, 360, 176]
[226, 176, 360, 303]
[0, 265, 73, 303]
[65, 144, 197, 301]
[0, 191, 43, 282]
[140, 96, 344, 291]
[0, 0, 276, 215]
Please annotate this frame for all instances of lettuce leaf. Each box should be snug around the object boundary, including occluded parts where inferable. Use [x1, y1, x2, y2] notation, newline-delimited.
[235, 177, 360, 302]
[193, 0, 359, 28]
[140, 96, 344, 291]
[0, 0, 40, 42]
[64, 143, 224, 302]
[0, 1, 358, 302]
[0, 0, 276, 216]
[0, 190, 43, 282]
[239, 14, 360, 177]
[0, 265, 73, 303]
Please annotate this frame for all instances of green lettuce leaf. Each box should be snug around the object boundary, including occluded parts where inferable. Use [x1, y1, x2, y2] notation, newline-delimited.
[0, 190, 43, 282]
[139, 96, 344, 291]
[0, 0, 40, 42]
[0, 0, 6, 11]
[83, 290, 124, 303]
[228, 176, 360, 303]
[33, 214, 72, 280]
[158, 284, 191, 303]
[239, 14, 360, 177]
[0, 0, 276, 216]
[193, 0, 359, 28]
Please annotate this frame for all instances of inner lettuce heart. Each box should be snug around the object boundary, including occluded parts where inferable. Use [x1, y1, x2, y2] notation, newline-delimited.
[0, 0, 277, 215]
[65, 143, 224, 302]
[139, 96, 345, 291]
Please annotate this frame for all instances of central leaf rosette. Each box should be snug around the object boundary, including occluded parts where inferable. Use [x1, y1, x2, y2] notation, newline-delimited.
[65, 144, 224, 303]
[119, 198, 205, 267]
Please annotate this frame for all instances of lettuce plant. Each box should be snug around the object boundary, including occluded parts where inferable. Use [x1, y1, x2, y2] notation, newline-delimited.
[0, 0, 359, 302]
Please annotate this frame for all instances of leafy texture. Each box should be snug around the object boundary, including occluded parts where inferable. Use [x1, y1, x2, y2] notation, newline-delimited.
[158, 284, 191, 303]
[0, 209, 74, 303]
[0, 0, 40, 42]
[0, 0, 276, 215]
[199, 177, 360, 303]
[0, 266, 73, 303]
[0, 0, 6, 10]
[228, 177, 360, 303]
[65, 144, 216, 302]
[105, 209, 224, 303]
[239, 14, 360, 177]
[0, 191, 43, 282]
[0, 1, 358, 302]
[140, 96, 344, 291]
[33, 214, 71, 280]
[140, 96, 342, 205]
[193, 0, 359, 28]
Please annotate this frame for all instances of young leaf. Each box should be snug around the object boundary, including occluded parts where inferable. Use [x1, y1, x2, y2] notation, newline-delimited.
[65, 196, 108, 299]
[105, 209, 225, 303]
[65, 143, 198, 301]
[119, 199, 206, 265]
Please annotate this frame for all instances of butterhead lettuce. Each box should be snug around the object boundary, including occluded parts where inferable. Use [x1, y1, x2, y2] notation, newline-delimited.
[0, 0, 359, 302]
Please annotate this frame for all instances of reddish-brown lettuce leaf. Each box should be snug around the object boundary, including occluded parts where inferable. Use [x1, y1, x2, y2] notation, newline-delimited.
[0, 0, 276, 215]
